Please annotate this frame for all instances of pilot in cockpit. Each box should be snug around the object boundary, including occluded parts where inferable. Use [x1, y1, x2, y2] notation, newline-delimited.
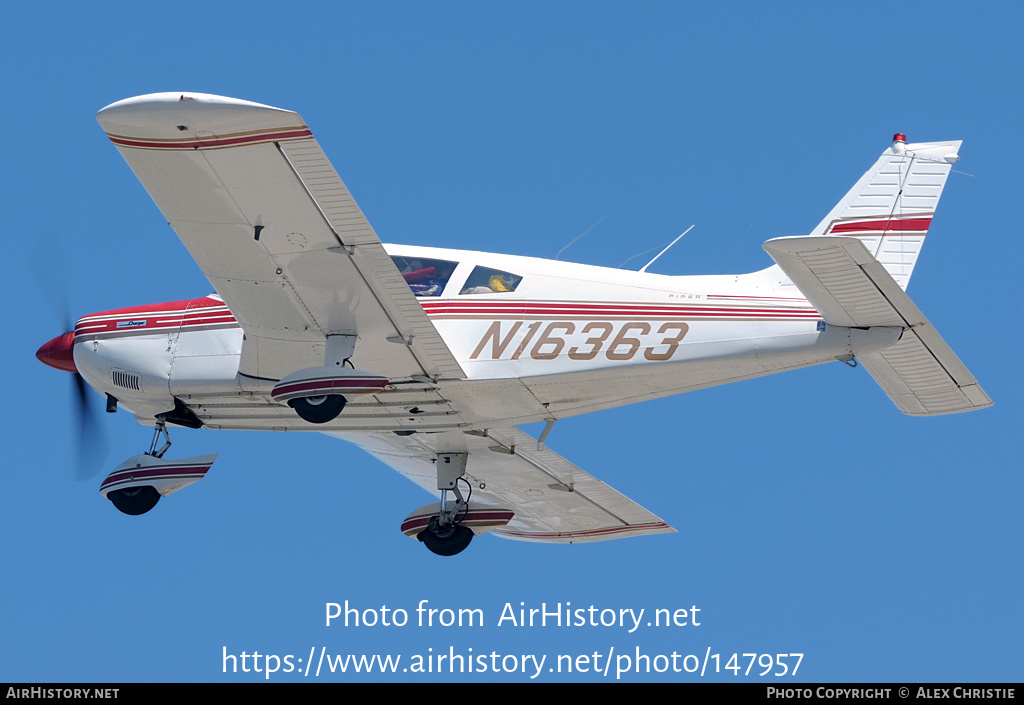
[460, 268, 522, 294]
[394, 258, 455, 297]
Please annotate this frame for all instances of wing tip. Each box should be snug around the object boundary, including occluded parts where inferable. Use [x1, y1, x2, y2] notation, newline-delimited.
[99, 91, 284, 114]
[493, 521, 676, 544]
[97, 92, 299, 139]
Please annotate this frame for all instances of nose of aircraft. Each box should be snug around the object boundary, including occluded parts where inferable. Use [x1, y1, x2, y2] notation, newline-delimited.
[37, 331, 78, 373]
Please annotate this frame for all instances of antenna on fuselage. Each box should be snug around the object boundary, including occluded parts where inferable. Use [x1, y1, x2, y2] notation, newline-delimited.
[638, 224, 695, 273]
[556, 216, 606, 260]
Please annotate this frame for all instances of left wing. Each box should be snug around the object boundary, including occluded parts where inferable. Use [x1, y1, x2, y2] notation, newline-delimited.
[96, 93, 464, 382]
[340, 427, 675, 543]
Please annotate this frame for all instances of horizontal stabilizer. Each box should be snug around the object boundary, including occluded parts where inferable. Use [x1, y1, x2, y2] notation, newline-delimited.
[764, 236, 992, 416]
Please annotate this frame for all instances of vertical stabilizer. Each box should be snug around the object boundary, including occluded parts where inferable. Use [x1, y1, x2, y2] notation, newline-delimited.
[809, 136, 961, 289]
[748, 136, 961, 291]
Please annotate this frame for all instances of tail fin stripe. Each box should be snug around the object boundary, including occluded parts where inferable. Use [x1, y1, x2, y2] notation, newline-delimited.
[744, 139, 960, 293]
[829, 216, 932, 234]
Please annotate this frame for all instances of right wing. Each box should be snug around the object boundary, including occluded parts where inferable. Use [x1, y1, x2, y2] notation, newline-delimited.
[340, 427, 674, 543]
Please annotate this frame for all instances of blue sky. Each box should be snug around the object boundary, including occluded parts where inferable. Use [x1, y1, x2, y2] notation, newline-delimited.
[3, 2, 1021, 682]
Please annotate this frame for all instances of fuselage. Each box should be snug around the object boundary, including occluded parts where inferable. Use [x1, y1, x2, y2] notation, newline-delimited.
[55, 244, 901, 432]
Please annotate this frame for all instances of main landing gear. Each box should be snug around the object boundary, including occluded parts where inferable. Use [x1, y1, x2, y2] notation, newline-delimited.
[417, 452, 474, 557]
[270, 335, 388, 425]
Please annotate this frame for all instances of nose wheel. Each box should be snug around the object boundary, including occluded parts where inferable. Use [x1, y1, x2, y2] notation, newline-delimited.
[108, 485, 160, 515]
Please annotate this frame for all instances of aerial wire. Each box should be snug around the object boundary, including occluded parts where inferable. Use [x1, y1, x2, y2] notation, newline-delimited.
[639, 225, 695, 273]
[556, 216, 606, 260]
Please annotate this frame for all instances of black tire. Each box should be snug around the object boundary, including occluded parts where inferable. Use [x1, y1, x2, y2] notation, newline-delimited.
[108, 486, 160, 515]
[288, 395, 346, 424]
[418, 523, 474, 556]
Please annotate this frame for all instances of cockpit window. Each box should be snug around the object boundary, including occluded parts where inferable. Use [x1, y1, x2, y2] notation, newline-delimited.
[459, 266, 523, 295]
[390, 256, 458, 297]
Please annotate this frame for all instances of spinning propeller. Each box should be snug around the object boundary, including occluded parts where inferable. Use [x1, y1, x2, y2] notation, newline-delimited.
[36, 313, 110, 479]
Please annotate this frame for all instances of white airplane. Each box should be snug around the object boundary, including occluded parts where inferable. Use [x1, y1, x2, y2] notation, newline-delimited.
[36, 93, 992, 556]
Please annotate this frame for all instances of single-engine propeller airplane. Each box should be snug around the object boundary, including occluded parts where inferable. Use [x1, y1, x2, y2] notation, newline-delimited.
[36, 93, 991, 556]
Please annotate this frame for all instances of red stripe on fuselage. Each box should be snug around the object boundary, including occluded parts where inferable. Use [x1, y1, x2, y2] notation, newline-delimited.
[72, 291, 819, 346]
[419, 300, 819, 319]
[73, 295, 819, 342]
[75, 297, 237, 337]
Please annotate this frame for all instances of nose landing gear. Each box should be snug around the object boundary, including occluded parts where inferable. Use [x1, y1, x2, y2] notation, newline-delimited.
[108, 485, 161, 515]
[99, 419, 217, 516]
[104, 420, 171, 516]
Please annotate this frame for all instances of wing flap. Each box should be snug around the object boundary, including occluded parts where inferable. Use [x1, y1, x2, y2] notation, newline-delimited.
[764, 235, 992, 416]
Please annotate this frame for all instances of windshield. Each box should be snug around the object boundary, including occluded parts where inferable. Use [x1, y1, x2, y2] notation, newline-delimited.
[459, 266, 523, 294]
[390, 256, 458, 297]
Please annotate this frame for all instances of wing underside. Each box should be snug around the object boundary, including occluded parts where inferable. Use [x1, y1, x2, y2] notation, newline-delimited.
[96, 92, 464, 383]
[338, 427, 674, 543]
